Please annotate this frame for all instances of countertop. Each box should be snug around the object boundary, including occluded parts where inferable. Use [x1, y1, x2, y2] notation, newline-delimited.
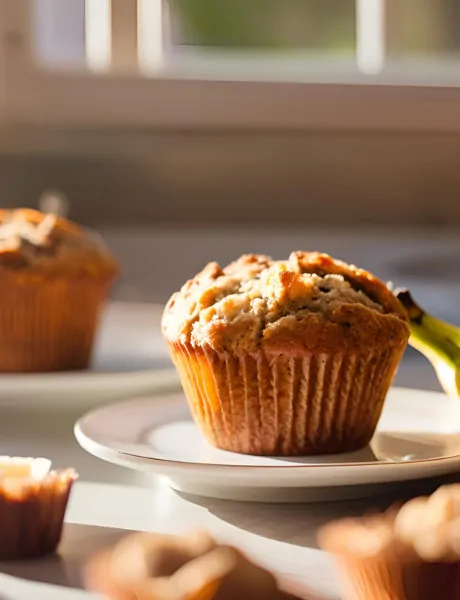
[4, 474, 460, 600]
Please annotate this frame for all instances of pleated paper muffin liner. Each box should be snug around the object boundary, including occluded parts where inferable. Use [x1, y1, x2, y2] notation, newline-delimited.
[0, 468, 77, 559]
[168, 342, 405, 456]
[0, 277, 111, 372]
[329, 548, 460, 600]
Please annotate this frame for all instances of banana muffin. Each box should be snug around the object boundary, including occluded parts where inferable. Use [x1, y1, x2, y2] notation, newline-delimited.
[85, 529, 301, 600]
[162, 251, 409, 456]
[0, 456, 77, 559]
[0, 208, 119, 372]
[318, 484, 460, 600]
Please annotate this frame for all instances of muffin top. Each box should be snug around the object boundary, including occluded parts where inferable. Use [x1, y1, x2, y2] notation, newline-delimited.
[162, 251, 409, 352]
[319, 484, 460, 563]
[0, 208, 119, 279]
[85, 529, 293, 600]
[394, 484, 460, 562]
[0, 456, 77, 502]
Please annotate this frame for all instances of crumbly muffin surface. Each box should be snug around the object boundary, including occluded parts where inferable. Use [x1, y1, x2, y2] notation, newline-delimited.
[0, 208, 118, 278]
[162, 251, 409, 352]
[320, 484, 460, 564]
[394, 484, 460, 562]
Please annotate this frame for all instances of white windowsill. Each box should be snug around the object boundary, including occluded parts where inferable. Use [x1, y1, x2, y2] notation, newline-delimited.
[3, 49, 460, 132]
[4, 70, 460, 133]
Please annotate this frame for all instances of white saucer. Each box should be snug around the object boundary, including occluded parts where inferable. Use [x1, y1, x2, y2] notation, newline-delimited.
[0, 302, 179, 410]
[75, 386, 460, 502]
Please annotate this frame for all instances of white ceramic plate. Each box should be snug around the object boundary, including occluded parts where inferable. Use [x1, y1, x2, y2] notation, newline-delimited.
[75, 387, 460, 502]
[0, 302, 179, 410]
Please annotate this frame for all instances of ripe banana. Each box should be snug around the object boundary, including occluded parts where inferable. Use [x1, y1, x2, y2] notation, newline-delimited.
[396, 290, 460, 398]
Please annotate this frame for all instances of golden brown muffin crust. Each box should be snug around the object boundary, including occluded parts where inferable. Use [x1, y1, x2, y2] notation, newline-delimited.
[162, 251, 409, 353]
[0, 208, 119, 279]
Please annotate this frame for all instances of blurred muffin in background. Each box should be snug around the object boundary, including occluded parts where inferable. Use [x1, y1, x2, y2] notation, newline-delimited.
[318, 484, 460, 600]
[0, 208, 119, 372]
[162, 251, 409, 456]
[84, 528, 301, 600]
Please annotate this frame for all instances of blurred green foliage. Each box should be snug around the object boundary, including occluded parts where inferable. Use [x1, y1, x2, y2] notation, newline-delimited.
[173, 0, 355, 51]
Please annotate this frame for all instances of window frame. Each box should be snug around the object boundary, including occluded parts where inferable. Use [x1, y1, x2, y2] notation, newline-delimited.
[2, 0, 460, 135]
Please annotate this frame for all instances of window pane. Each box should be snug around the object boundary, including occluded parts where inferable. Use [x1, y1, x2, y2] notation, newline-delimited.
[389, 0, 460, 56]
[33, 0, 86, 67]
[170, 0, 355, 54]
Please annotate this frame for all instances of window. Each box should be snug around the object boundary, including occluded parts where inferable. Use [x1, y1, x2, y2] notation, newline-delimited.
[1, 0, 460, 133]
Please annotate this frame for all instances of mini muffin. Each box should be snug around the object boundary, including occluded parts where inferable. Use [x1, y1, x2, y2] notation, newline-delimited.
[84, 528, 299, 600]
[0, 456, 77, 559]
[318, 484, 460, 600]
[162, 252, 409, 455]
[0, 208, 119, 372]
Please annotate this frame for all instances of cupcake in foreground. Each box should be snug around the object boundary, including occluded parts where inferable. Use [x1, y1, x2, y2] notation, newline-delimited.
[84, 529, 301, 600]
[162, 251, 409, 455]
[0, 208, 119, 372]
[0, 456, 77, 559]
[318, 484, 460, 600]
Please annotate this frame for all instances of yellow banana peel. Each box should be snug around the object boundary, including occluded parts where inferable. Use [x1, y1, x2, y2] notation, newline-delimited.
[397, 290, 460, 398]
